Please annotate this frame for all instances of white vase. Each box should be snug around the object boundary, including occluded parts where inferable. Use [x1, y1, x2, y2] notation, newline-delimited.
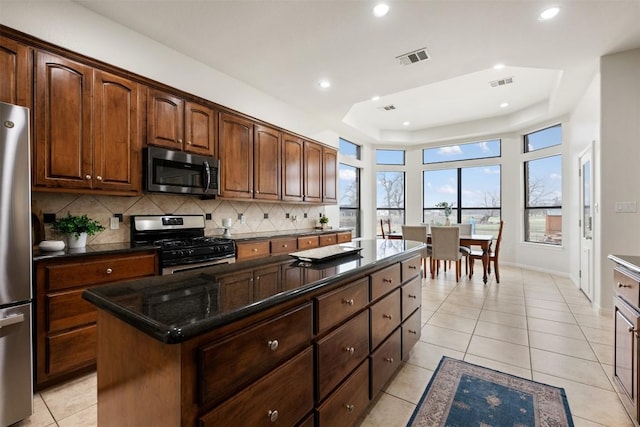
[67, 232, 88, 248]
[445, 218, 451, 226]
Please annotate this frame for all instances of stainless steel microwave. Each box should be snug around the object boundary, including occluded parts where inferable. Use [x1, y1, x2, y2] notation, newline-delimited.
[144, 146, 220, 196]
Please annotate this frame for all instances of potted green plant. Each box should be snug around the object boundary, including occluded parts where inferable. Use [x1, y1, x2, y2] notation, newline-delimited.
[51, 213, 105, 248]
[319, 214, 329, 229]
[435, 202, 453, 225]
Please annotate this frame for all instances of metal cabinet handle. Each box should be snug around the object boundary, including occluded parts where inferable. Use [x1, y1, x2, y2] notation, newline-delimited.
[383, 313, 393, 320]
[344, 346, 355, 354]
[408, 294, 417, 299]
[268, 340, 279, 351]
[408, 329, 417, 335]
[187, 141, 192, 145]
[0, 313, 24, 329]
[85, 174, 92, 180]
[342, 298, 354, 306]
[408, 265, 417, 270]
[618, 282, 632, 288]
[267, 410, 279, 422]
[106, 268, 113, 274]
[345, 404, 355, 413]
[96, 175, 103, 181]
[384, 357, 394, 363]
[383, 278, 393, 283]
[178, 139, 183, 143]
[252, 248, 258, 252]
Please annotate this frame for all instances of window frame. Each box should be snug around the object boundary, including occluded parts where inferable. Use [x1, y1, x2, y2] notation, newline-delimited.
[422, 139, 501, 165]
[523, 153, 563, 245]
[338, 162, 361, 237]
[376, 149, 405, 165]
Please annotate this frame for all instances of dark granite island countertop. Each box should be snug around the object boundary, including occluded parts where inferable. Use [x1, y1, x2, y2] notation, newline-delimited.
[83, 238, 424, 344]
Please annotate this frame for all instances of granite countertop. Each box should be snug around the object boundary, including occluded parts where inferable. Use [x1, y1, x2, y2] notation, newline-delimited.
[228, 227, 351, 241]
[608, 254, 640, 274]
[83, 239, 424, 344]
[33, 242, 158, 262]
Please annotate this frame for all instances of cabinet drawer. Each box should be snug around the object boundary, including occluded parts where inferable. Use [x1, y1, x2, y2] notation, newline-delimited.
[370, 327, 401, 398]
[370, 263, 401, 301]
[402, 307, 422, 360]
[200, 347, 314, 427]
[401, 255, 422, 282]
[317, 359, 370, 427]
[337, 231, 352, 244]
[316, 310, 369, 400]
[270, 237, 297, 254]
[315, 277, 368, 333]
[615, 268, 640, 307]
[402, 276, 421, 321]
[199, 303, 313, 406]
[298, 413, 315, 427]
[319, 234, 337, 247]
[298, 236, 319, 250]
[236, 241, 270, 261]
[370, 289, 401, 350]
[44, 252, 157, 291]
[47, 289, 96, 332]
[47, 324, 96, 375]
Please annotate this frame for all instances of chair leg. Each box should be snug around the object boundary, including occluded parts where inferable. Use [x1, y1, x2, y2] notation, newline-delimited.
[469, 258, 474, 278]
[431, 258, 435, 279]
[494, 259, 500, 283]
[455, 260, 460, 282]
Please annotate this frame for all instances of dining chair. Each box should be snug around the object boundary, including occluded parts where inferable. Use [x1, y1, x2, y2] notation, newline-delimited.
[430, 226, 463, 282]
[401, 225, 431, 278]
[380, 218, 392, 238]
[454, 223, 472, 274]
[469, 220, 504, 283]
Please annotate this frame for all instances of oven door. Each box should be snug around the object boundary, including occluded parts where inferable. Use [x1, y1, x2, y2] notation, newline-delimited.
[145, 147, 219, 196]
[162, 256, 235, 275]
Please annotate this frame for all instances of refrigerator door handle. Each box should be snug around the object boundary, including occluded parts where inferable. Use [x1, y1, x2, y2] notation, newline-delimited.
[0, 313, 25, 329]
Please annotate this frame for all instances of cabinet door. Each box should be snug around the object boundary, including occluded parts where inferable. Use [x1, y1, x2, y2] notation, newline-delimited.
[253, 265, 281, 300]
[35, 51, 93, 189]
[0, 36, 31, 107]
[304, 140, 322, 203]
[254, 124, 281, 200]
[614, 298, 640, 419]
[282, 133, 304, 202]
[93, 70, 142, 194]
[185, 101, 216, 156]
[147, 88, 184, 150]
[219, 112, 254, 199]
[323, 146, 338, 203]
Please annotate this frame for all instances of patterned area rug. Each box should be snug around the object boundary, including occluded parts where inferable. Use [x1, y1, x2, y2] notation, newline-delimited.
[407, 357, 574, 427]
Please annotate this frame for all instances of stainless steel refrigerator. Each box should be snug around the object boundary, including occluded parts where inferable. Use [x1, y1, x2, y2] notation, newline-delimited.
[0, 102, 33, 426]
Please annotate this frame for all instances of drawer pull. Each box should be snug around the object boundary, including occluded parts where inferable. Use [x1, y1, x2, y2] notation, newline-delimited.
[106, 268, 113, 274]
[344, 346, 355, 354]
[267, 410, 279, 422]
[383, 314, 393, 320]
[408, 265, 417, 270]
[408, 329, 417, 335]
[345, 404, 355, 413]
[282, 244, 287, 248]
[618, 282, 632, 288]
[384, 357, 395, 363]
[267, 340, 279, 351]
[382, 278, 393, 284]
[408, 294, 417, 299]
[252, 248, 258, 252]
[342, 298, 355, 306]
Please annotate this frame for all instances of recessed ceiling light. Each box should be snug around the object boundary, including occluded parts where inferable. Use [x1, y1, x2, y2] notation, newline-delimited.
[318, 79, 331, 89]
[402, 121, 410, 126]
[372, 3, 389, 17]
[371, 95, 380, 101]
[493, 63, 505, 70]
[500, 102, 509, 108]
[539, 7, 559, 21]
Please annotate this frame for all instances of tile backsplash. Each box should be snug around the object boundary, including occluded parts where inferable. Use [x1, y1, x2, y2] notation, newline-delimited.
[33, 192, 324, 245]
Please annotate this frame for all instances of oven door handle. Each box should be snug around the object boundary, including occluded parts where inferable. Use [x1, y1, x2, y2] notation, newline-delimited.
[202, 161, 211, 194]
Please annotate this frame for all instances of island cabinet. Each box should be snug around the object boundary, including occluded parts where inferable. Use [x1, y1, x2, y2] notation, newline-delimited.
[147, 88, 217, 156]
[34, 51, 143, 195]
[35, 250, 158, 389]
[0, 35, 32, 108]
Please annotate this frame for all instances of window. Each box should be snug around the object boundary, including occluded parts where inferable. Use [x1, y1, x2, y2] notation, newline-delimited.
[423, 139, 501, 164]
[339, 163, 360, 237]
[524, 124, 561, 152]
[376, 149, 405, 165]
[423, 165, 501, 237]
[339, 138, 361, 160]
[376, 171, 405, 234]
[524, 154, 562, 245]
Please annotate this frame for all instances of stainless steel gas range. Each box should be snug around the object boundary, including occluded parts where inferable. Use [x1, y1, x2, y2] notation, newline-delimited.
[131, 215, 236, 275]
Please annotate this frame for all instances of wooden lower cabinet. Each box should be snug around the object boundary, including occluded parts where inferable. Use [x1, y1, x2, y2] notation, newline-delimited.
[317, 360, 370, 427]
[370, 328, 402, 397]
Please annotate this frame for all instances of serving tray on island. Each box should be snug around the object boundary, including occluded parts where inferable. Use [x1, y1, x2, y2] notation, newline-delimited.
[289, 245, 363, 262]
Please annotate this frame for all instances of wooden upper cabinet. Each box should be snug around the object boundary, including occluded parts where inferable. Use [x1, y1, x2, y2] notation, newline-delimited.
[254, 124, 281, 200]
[147, 89, 185, 151]
[282, 133, 304, 202]
[92, 70, 142, 194]
[34, 51, 93, 190]
[185, 101, 216, 156]
[303, 140, 322, 203]
[322, 146, 338, 204]
[0, 36, 31, 108]
[219, 112, 254, 199]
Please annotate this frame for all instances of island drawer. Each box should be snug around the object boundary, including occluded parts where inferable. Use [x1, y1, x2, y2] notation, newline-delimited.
[46, 289, 96, 332]
[402, 307, 422, 360]
[236, 240, 270, 261]
[200, 347, 314, 427]
[316, 310, 369, 400]
[315, 277, 369, 334]
[370, 263, 401, 301]
[46, 324, 96, 375]
[401, 255, 422, 282]
[199, 303, 313, 406]
[401, 276, 421, 321]
[337, 231, 352, 243]
[316, 359, 370, 427]
[615, 267, 640, 307]
[270, 237, 298, 254]
[370, 327, 401, 398]
[298, 235, 320, 250]
[44, 252, 157, 291]
[319, 233, 338, 247]
[370, 289, 401, 350]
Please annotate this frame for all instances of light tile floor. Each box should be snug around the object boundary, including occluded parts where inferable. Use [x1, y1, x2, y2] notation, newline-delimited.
[13, 265, 633, 427]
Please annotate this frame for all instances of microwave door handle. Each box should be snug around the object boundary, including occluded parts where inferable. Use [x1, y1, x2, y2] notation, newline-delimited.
[202, 161, 211, 194]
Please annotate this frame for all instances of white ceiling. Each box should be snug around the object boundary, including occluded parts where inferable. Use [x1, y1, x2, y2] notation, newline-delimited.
[74, 0, 640, 144]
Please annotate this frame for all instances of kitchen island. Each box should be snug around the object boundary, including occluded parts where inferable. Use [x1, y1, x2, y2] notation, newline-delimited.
[83, 239, 425, 427]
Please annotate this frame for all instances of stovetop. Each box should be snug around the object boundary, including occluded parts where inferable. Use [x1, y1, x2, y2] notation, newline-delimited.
[153, 236, 234, 249]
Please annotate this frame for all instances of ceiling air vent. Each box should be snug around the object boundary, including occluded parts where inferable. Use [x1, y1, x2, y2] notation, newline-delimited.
[489, 77, 514, 88]
[378, 104, 396, 111]
[396, 48, 430, 66]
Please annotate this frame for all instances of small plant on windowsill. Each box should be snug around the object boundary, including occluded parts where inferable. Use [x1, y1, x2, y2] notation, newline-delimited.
[435, 202, 453, 225]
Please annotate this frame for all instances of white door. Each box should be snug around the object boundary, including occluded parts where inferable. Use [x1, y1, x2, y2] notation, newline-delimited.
[579, 147, 594, 301]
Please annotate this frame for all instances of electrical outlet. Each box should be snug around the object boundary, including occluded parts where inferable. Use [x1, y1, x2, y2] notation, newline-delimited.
[110, 217, 119, 230]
